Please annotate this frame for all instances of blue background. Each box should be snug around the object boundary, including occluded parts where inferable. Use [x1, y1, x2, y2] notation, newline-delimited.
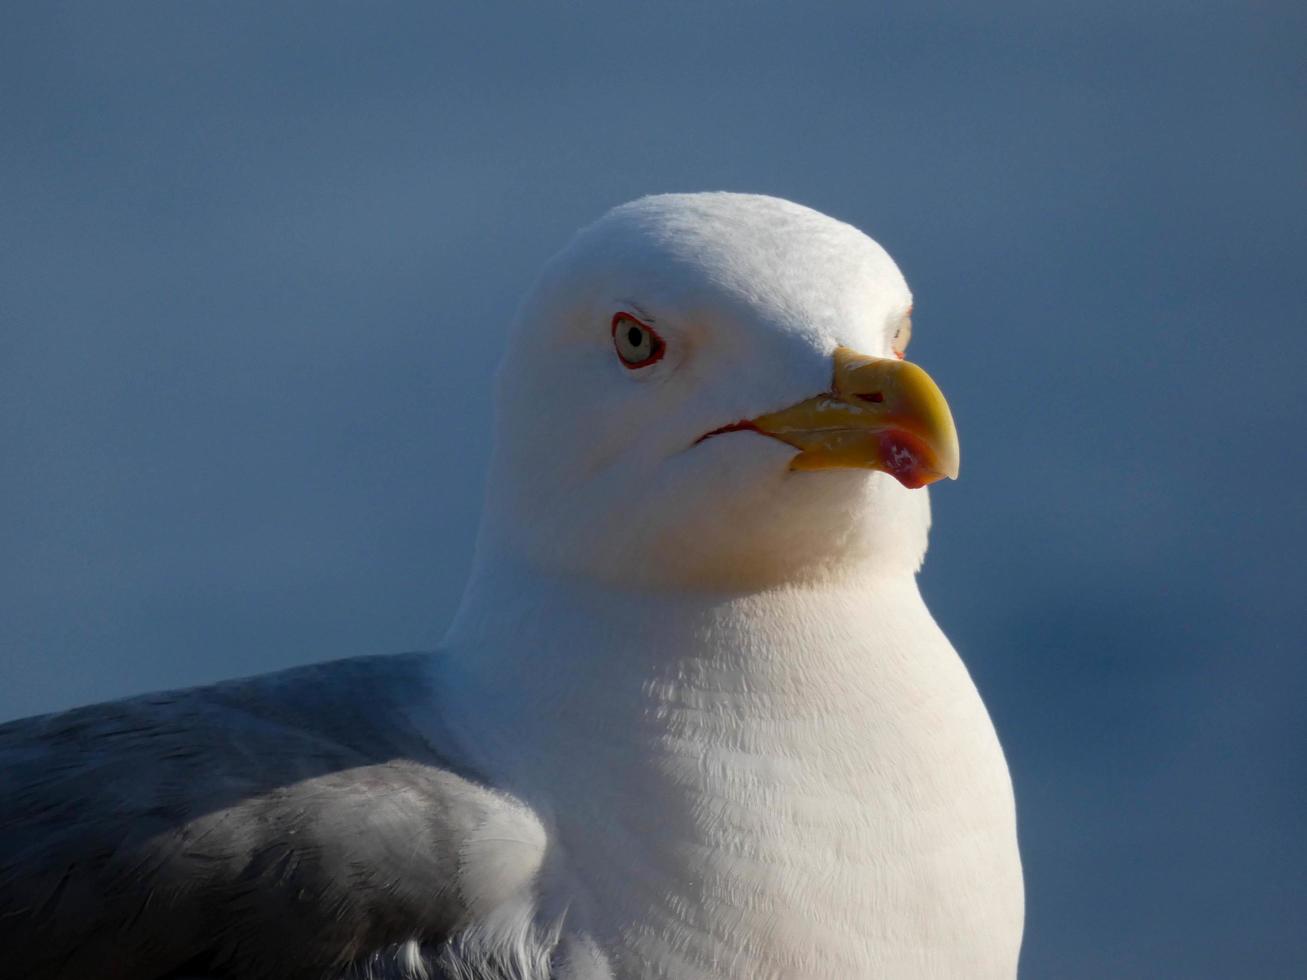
[2, 3, 1303, 976]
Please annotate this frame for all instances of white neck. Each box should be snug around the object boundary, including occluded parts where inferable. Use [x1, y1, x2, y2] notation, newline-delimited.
[431, 556, 1022, 979]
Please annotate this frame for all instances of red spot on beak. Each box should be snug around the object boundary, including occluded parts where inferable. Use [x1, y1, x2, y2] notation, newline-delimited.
[878, 430, 935, 489]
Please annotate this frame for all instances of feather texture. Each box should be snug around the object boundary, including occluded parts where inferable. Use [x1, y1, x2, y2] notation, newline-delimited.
[0, 654, 553, 980]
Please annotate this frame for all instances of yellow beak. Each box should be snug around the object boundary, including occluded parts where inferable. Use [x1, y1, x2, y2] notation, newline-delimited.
[746, 347, 960, 489]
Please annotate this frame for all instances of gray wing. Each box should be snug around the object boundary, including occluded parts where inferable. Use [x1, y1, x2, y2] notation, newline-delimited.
[0, 653, 544, 980]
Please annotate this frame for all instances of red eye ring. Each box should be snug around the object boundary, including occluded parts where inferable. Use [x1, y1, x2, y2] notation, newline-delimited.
[611, 312, 666, 369]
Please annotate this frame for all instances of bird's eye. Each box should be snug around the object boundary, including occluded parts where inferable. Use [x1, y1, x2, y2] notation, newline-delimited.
[891, 312, 912, 359]
[612, 312, 666, 369]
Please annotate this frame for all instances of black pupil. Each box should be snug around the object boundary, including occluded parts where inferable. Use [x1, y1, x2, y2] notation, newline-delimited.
[626, 326, 644, 350]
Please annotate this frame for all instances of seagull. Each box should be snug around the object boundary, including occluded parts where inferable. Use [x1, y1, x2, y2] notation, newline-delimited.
[0, 193, 1023, 979]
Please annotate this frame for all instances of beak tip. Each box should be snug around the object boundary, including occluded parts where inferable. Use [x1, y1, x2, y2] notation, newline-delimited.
[750, 348, 962, 490]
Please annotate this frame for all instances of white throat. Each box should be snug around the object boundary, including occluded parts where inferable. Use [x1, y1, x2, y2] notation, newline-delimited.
[431, 556, 1022, 979]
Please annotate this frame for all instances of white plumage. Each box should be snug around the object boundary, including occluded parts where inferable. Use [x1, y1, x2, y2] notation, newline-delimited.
[0, 192, 1022, 979]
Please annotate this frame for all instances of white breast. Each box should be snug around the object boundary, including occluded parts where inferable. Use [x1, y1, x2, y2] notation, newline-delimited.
[432, 569, 1024, 980]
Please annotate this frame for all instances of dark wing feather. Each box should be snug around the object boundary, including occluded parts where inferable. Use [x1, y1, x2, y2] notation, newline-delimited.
[0, 654, 528, 980]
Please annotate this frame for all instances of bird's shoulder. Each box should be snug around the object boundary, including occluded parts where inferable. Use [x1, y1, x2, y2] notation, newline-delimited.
[0, 654, 551, 980]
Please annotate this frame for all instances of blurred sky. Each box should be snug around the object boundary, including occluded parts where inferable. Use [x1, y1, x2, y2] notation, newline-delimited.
[1, 2, 1304, 976]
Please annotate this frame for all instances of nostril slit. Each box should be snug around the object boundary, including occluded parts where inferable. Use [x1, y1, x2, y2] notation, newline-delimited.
[857, 392, 885, 404]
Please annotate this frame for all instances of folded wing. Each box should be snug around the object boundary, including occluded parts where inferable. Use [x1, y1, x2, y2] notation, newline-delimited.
[0, 654, 545, 980]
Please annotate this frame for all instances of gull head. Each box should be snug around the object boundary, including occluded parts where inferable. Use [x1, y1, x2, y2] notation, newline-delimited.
[477, 193, 959, 590]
